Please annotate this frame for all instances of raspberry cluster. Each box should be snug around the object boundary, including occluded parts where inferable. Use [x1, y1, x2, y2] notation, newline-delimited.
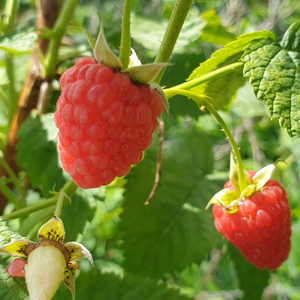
[213, 172, 291, 270]
[55, 57, 164, 189]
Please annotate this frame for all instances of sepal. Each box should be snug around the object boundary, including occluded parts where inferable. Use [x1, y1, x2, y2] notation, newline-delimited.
[128, 48, 142, 67]
[69, 23, 96, 48]
[206, 188, 239, 210]
[0, 239, 33, 256]
[38, 217, 65, 244]
[64, 268, 76, 300]
[124, 63, 171, 84]
[252, 164, 276, 190]
[64, 241, 94, 265]
[94, 13, 122, 68]
[149, 82, 170, 117]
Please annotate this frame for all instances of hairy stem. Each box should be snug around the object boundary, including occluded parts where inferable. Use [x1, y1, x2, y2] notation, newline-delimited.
[3, 180, 78, 220]
[119, 0, 133, 70]
[165, 89, 247, 191]
[54, 192, 67, 218]
[2, 0, 18, 34]
[43, 0, 81, 77]
[154, 0, 193, 82]
[5, 53, 18, 127]
[0, 156, 25, 202]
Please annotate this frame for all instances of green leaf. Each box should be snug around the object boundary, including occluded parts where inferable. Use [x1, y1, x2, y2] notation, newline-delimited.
[0, 218, 29, 300]
[188, 30, 275, 110]
[0, 31, 37, 53]
[242, 37, 300, 139]
[62, 192, 95, 242]
[54, 269, 191, 300]
[228, 243, 270, 300]
[200, 10, 236, 45]
[131, 11, 204, 54]
[281, 20, 300, 52]
[120, 127, 224, 279]
[17, 112, 65, 197]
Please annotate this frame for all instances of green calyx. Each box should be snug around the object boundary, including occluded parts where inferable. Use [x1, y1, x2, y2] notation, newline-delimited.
[71, 13, 170, 113]
[71, 14, 170, 84]
[206, 153, 276, 214]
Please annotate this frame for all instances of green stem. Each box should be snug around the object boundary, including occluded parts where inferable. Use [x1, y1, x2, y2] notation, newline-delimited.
[3, 179, 78, 220]
[0, 156, 25, 202]
[4, 196, 57, 219]
[2, 0, 18, 34]
[154, 0, 193, 83]
[167, 62, 244, 92]
[43, 0, 80, 77]
[165, 88, 247, 191]
[0, 181, 21, 209]
[119, 0, 132, 70]
[54, 192, 67, 218]
[5, 53, 18, 128]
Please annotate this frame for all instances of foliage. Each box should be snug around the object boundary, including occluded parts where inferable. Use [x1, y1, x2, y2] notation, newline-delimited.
[0, 0, 300, 300]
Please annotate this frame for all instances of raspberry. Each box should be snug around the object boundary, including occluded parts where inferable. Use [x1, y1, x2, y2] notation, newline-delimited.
[6, 258, 26, 277]
[213, 173, 291, 270]
[55, 57, 164, 189]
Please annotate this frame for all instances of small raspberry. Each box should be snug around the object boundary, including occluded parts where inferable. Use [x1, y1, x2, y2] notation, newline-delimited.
[6, 258, 26, 277]
[55, 57, 164, 189]
[213, 173, 291, 270]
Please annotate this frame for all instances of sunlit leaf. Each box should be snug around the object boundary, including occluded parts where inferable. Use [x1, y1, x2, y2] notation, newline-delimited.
[188, 31, 275, 110]
[200, 10, 236, 45]
[242, 23, 300, 139]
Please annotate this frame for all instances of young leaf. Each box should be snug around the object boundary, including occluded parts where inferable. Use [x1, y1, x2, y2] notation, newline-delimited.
[120, 127, 224, 279]
[0, 218, 29, 300]
[54, 269, 192, 300]
[188, 31, 275, 110]
[200, 10, 236, 45]
[17, 112, 65, 197]
[228, 243, 270, 300]
[242, 32, 300, 139]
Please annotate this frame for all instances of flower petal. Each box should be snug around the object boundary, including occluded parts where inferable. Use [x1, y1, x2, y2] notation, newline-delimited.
[64, 242, 93, 265]
[63, 267, 76, 300]
[38, 217, 65, 244]
[0, 239, 34, 256]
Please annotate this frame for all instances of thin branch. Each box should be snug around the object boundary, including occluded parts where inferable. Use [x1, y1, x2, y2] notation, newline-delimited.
[145, 115, 165, 205]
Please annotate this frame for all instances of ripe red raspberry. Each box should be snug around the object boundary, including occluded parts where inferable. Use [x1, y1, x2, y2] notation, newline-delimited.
[55, 57, 164, 189]
[212, 172, 291, 270]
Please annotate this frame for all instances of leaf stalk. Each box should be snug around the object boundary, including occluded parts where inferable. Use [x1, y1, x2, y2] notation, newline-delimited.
[164, 88, 247, 191]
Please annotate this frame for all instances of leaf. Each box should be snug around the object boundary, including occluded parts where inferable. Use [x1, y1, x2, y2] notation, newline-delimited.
[242, 36, 300, 139]
[0, 31, 37, 53]
[62, 192, 95, 242]
[54, 270, 192, 300]
[120, 127, 224, 279]
[200, 10, 236, 45]
[188, 30, 275, 110]
[17, 112, 65, 197]
[131, 11, 204, 54]
[228, 243, 270, 300]
[0, 218, 29, 300]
